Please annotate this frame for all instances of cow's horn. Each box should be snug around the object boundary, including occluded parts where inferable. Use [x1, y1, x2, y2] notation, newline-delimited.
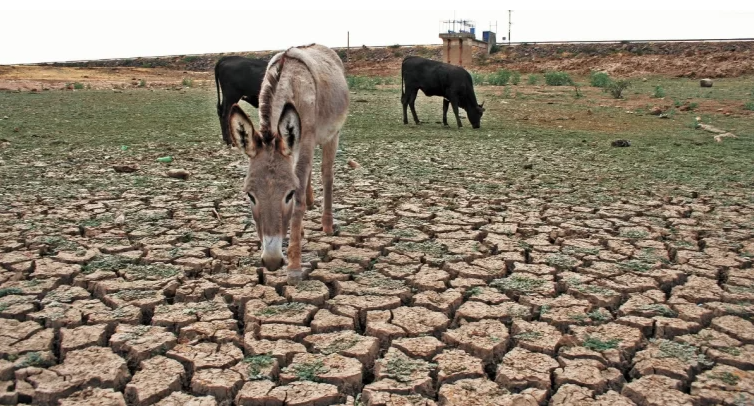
[480, 101, 485, 108]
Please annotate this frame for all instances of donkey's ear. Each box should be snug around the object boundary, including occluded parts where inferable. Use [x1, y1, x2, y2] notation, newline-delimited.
[228, 104, 262, 157]
[277, 103, 301, 156]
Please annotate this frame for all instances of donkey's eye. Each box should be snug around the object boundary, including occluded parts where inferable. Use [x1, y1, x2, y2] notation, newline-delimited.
[285, 190, 296, 204]
[247, 193, 256, 205]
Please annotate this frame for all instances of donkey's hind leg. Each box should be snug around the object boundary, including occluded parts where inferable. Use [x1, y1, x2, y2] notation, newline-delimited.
[321, 132, 339, 235]
[306, 172, 314, 210]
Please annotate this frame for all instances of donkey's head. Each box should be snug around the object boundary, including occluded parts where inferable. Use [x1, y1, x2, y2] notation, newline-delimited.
[228, 103, 302, 271]
[467, 101, 485, 129]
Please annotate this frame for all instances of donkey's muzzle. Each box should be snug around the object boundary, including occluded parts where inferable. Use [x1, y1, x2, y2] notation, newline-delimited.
[261, 256, 285, 272]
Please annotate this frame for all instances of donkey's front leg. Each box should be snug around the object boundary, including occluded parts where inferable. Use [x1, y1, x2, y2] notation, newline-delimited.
[287, 192, 307, 285]
[321, 134, 339, 235]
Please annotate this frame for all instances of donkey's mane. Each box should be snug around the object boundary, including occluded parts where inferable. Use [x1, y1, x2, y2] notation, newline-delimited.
[257, 46, 319, 143]
[257, 54, 286, 142]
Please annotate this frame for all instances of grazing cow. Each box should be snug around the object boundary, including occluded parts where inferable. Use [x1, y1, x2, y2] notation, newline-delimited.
[401, 56, 485, 128]
[214, 56, 268, 144]
[227, 44, 349, 285]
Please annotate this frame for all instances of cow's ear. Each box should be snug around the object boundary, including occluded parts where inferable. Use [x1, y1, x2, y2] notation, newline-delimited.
[277, 103, 301, 156]
[228, 104, 262, 157]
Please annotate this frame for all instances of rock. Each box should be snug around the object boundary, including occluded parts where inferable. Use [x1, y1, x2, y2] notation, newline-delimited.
[191, 368, 244, 403]
[167, 169, 190, 180]
[124, 356, 185, 406]
[112, 164, 139, 173]
[442, 319, 509, 364]
[58, 387, 127, 406]
[700, 78, 713, 87]
[649, 106, 663, 116]
[154, 391, 217, 405]
[433, 349, 485, 385]
[347, 159, 361, 169]
[438, 378, 544, 406]
[622, 374, 696, 406]
[611, 140, 631, 147]
[496, 347, 559, 392]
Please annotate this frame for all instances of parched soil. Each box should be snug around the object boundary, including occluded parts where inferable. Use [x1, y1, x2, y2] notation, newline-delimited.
[0, 62, 753, 405]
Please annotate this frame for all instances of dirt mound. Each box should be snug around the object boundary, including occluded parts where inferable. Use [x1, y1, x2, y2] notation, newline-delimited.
[27, 41, 754, 79]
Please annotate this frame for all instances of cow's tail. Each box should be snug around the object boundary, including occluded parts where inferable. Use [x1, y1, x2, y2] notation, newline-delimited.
[400, 64, 405, 104]
[214, 62, 222, 118]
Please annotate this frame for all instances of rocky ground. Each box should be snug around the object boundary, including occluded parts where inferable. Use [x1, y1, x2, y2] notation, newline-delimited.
[0, 76, 752, 405]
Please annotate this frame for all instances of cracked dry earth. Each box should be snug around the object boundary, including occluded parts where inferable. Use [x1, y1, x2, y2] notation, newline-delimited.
[1, 152, 753, 406]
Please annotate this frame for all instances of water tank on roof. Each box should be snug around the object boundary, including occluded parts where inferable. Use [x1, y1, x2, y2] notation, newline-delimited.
[470, 27, 476, 36]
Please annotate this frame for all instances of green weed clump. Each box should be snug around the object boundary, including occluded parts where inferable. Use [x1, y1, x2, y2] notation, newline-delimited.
[589, 71, 611, 88]
[527, 74, 539, 85]
[544, 71, 573, 86]
[653, 85, 666, 98]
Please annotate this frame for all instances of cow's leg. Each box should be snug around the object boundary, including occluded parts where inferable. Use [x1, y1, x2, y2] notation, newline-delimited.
[402, 89, 410, 125]
[442, 99, 450, 127]
[221, 91, 242, 145]
[408, 90, 421, 125]
[321, 132, 339, 235]
[450, 99, 463, 128]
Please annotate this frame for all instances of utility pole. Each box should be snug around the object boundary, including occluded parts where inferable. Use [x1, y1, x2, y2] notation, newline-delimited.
[508, 10, 512, 45]
[347, 31, 350, 64]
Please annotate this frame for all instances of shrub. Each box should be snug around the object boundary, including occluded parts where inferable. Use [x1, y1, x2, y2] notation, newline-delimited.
[182, 78, 193, 87]
[589, 71, 611, 88]
[138, 80, 146, 88]
[73, 82, 84, 90]
[544, 71, 573, 86]
[605, 79, 631, 99]
[470, 72, 486, 86]
[527, 74, 539, 85]
[744, 101, 754, 111]
[182, 55, 200, 63]
[490, 44, 501, 54]
[347, 76, 377, 90]
[653, 85, 665, 98]
[511, 71, 521, 85]
[488, 69, 512, 86]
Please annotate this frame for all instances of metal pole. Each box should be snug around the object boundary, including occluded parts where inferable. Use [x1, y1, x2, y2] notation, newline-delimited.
[508, 10, 512, 45]
[347, 31, 349, 64]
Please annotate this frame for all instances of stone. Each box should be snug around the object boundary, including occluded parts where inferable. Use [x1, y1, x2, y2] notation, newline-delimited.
[124, 356, 185, 406]
[496, 347, 558, 392]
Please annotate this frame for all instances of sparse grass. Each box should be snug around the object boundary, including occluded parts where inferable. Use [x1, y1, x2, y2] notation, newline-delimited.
[464, 286, 483, 298]
[113, 289, 158, 301]
[347, 76, 378, 91]
[244, 354, 275, 380]
[546, 254, 578, 270]
[383, 353, 435, 383]
[718, 346, 741, 356]
[82, 255, 132, 274]
[567, 278, 617, 296]
[491, 275, 546, 295]
[355, 271, 406, 290]
[618, 260, 653, 273]
[583, 335, 621, 351]
[73, 82, 85, 90]
[744, 101, 754, 111]
[488, 69, 512, 86]
[708, 371, 740, 385]
[586, 309, 610, 321]
[653, 85, 666, 98]
[653, 339, 712, 366]
[527, 74, 539, 85]
[320, 336, 360, 355]
[514, 331, 542, 341]
[393, 240, 446, 257]
[544, 71, 573, 86]
[639, 304, 677, 317]
[17, 352, 53, 368]
[284, 359, 329, 382]
[0, 287, 23, 298]
[182, 78, 193, 87]
[511, 71, 521, 85]
[620, 229, 649, 239]
[257, 302, 306, 316]
[182, 55, 200, 63]
[138, 79, 146, 87]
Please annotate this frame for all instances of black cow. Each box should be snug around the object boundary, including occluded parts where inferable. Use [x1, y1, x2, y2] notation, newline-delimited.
[214, 56, 268, 145]
[401, 56, 485, 129]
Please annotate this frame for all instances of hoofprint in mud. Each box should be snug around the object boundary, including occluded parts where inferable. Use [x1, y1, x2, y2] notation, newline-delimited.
[226, 44, 349, 285]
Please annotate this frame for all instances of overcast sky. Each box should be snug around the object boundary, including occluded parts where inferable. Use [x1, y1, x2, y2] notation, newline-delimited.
[2, 1, 753, 64]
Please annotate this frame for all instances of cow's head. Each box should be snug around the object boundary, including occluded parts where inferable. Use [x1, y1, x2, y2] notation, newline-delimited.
[467, 101, 485, 129]
[228, 103, 301, 271]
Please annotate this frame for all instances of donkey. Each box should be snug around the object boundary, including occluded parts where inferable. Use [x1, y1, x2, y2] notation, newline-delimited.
[227, 44, 349, 285]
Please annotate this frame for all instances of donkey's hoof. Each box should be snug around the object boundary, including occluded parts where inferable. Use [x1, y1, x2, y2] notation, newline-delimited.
[287, 269, 304, 286]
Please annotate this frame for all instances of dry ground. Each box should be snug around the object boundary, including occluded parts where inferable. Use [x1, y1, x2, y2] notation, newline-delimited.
[0, 71, 753, 406]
